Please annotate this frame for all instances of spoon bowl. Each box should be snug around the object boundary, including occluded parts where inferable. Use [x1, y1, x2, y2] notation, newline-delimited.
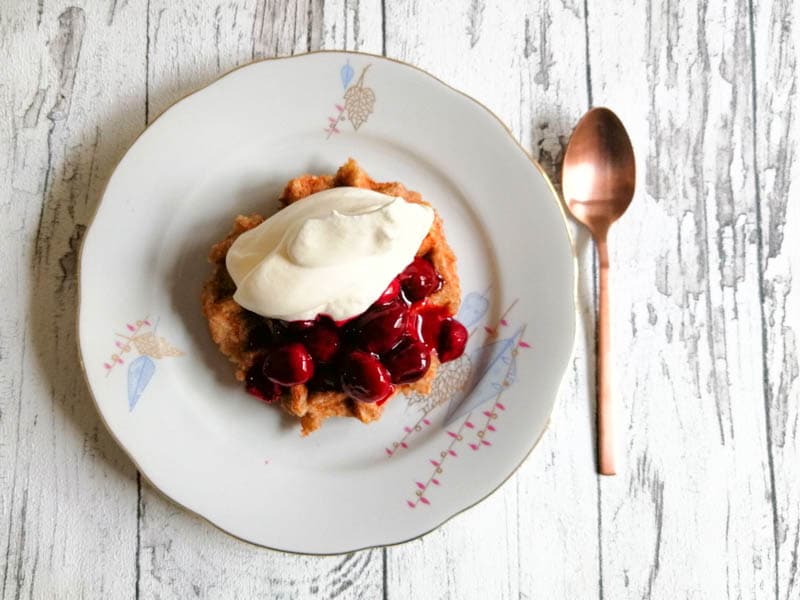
[562, 107, 635, 476]
[563, 108, 635, 236]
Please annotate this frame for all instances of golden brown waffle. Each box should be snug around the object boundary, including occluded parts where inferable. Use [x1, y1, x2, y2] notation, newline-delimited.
[201, 159, 461, 434]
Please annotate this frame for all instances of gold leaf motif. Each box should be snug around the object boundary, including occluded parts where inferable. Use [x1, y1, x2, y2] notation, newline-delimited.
[344, 85, 375, 130]
[343, 65, 375, 131]
[158, 340, 184, 357]
[132, 332, 184, 359]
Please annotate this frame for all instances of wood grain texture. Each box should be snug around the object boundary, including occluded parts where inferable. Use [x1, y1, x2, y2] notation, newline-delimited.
[588, 0, 777, 597]
[1, 1, 146, 597]
[1, 1, 798, 598]
[752, 1, 800, 599]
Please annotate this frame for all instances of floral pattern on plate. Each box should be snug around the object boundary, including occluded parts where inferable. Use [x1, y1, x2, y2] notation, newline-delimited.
[102, 318, 183, 411]
[378, 288, 531, 508]
[79, 52, 574, 553]
[325, 60, 375, 138]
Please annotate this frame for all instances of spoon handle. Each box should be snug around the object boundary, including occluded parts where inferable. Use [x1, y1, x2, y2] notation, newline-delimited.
[596, 237, 616, 475]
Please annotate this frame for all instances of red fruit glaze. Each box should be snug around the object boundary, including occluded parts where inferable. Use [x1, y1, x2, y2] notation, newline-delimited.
[245, 364, 283, 403]
[246, 323, 272, 351]
[302, 319, 340, 363]
[383, 338, 431, 384]
[412, 304, 451, 347]
[287, 319, 316, 334]
[311, 313, 355, 327]
[399, 257, 442, 301]
[262, 342, 314, 385]
[340, 351, 395, 403]
[375, 278, 401, 305]
[267, 319, 291, 345]
[308, 363, 339, 391]
[349, 300, 408, 354]
[437, 318, 468, 362]
[242, 257, 466, 407]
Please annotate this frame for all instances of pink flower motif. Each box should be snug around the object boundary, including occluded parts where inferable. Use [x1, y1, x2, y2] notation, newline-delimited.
[399, 294, 524, 510]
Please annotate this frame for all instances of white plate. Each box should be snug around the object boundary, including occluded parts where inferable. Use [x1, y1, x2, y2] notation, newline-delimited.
[79, 52, 575, 554]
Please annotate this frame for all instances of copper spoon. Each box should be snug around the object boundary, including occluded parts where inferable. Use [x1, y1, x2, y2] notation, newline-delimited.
[562, 107, 635, 476]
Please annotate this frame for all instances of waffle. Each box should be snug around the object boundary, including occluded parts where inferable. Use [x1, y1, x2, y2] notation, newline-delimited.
[201, 159, 460, 434]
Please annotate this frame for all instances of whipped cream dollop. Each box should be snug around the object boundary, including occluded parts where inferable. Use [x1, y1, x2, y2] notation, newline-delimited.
[226, 187, 435, 322]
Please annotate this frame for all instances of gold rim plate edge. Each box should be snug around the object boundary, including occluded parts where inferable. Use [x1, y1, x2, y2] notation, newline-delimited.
[76, 50, 579, 556]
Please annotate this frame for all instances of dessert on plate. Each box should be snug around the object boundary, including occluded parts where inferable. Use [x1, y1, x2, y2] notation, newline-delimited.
[201, 159, 468, 434]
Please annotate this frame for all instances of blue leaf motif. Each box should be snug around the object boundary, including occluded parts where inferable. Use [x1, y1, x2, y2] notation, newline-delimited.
[457, 292, 490, 328]
[340, 61, 354, 89]
[443, 327, 524, 424]
[506, 352, 518, 386]
[128, 355, 155, 411]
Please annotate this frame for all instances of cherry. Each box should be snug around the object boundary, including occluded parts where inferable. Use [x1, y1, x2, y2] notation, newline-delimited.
[399, 257, 441, 301]
[262, 342, 314, 385]
[245, 364, 282, 403]
[349, 299, 408, 354]
[375, 277, 401, 305]
[340, 351, 394, 403]
[247, 317, 293, 350]
[301, 318, 340, 363]
[413, 304, 450, 348]
[383, 338, 431, 384]
[437, 318, 468, 363]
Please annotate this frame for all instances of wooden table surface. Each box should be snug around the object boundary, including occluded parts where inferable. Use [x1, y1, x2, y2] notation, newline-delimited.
[2, 1, 798, 598]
